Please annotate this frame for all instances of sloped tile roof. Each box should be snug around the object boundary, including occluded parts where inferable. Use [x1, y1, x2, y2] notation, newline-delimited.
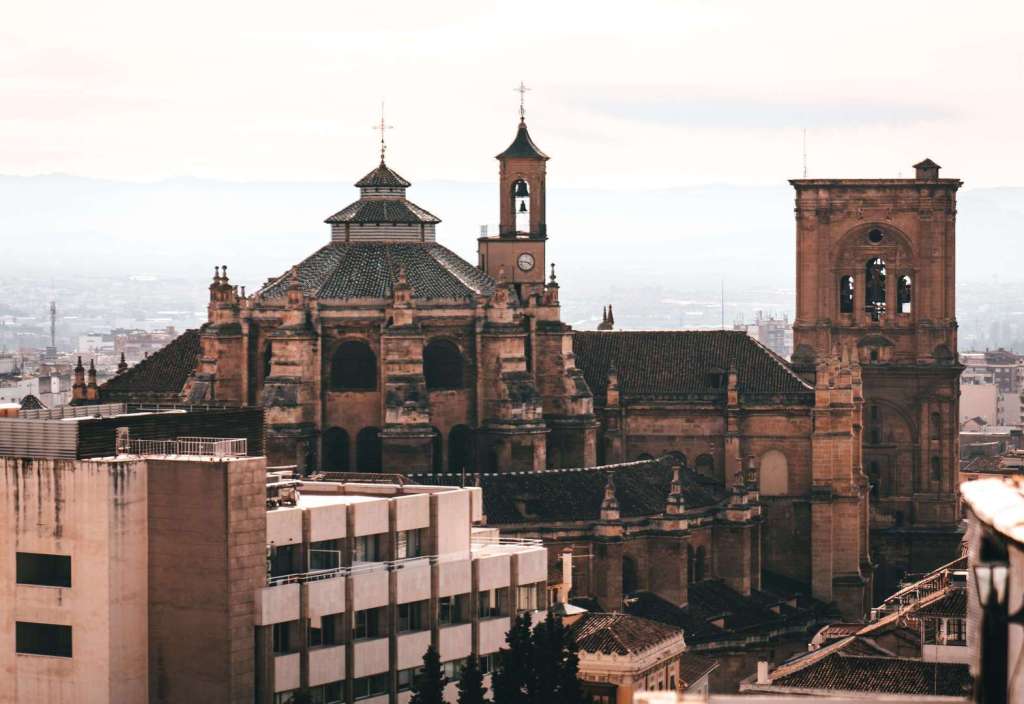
[407, 461, 728, 525]
[677, 653, 719, 687]
[772, 652, 971, 697]
[354, 162, 411, 188]
[569, 612, 680, 655]
[573, 331, 813, 404]
[258, 243, 495, 301]
[99, 329, 199, 400]
[914, 588, 967, 619]
[496, 121, 549, 160]
[325, 197, 440, 224]
[18, 394, 45, 410]
[622, 591, 726, 645]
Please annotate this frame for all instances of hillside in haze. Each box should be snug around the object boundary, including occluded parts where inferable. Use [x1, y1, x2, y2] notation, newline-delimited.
[1, 174, 1020, 299]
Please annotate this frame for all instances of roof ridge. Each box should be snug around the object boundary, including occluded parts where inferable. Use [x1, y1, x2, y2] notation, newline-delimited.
[743, 334, 813, 392]
[770, 635, 857, 679]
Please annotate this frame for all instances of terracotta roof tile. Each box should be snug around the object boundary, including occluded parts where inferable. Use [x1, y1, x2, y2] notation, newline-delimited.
[569, 612, 681, 655]
[354, 162, 411, 188]
[324, 198, 440, 225]
[99, 329, 199, 401]
[772, 652, 971, 697]
[573, 331, 813, 404]
[496, 121, 549, 160]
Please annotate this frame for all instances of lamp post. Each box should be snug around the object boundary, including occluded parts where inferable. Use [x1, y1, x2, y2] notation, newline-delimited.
[974, 562, 1010, 704]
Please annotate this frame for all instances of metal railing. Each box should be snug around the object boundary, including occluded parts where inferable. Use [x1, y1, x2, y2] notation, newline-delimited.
[125, 436, 248, 457]
[266, 539, 545, 588]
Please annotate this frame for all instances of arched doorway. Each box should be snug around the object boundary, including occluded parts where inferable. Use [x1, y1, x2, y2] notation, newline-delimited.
[448, 425, 474, 473]
[423, 340, 464, 390]
[323, 427, 350, 471]
[356, 427, 382, 472]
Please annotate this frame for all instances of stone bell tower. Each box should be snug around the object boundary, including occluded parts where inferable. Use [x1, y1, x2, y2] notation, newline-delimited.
[791, 159, 963, 596]
[478, 90, 548, 297]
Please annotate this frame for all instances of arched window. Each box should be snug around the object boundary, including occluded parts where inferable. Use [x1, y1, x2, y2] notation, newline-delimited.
[868, 405, 883, 445]
[695, 454, 715, 480]
[323, 427, 350, 471]
[356, 427, 382, 472]
[897, 274, 912, 314]
[424, 340, 464, 390]
[512, 179, 530, 233]
[931, 456, 941, 481]
[758, 450, 788, 496]
[448, 425, 474, 473]
[622, 556, 638, 596]
[930, 412, 942, 441]
[330, 341, 377, 391]
[839, 275, 854, 314]
[263, 342, 273, 379]
[668, 451, 687, 467]
[694, 546, 707, 582]
[865, 257, 887, 320]
[431, 427, 444, 474]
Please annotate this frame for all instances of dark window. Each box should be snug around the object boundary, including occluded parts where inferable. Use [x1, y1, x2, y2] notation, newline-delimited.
[931, 456, 942, 481]
[309, 539, 341, 571]
[16, 552, 71, 588]
[308, 680, 343, 704]
[424, 339, 464, 390]
[354, 534, 382, 562]
[865, 257, 887, 320]
[398, 600, 428, 632]
[330, 340, 377, 391]
[668, 451, 687, 467]
[355, 427, 382, 471]
[930, 412, 941, 441]
[353, 608, 384, 640]
[622, 556, 638, 596]
[353, 673, 389, 700]
[839, 275, 854, 314]
[309, 615, 340, 648]
[695, 454, 715, 480]
[396, 529, 424, 559]
[868, 228, 884, 244]
[431, 427, 443, 474]
[272, 621, 294, 654]
[263, 342, 273, 379]
[439, 594, 471, 625]
[269, 544, 300, 578]
[448, 425, 474, 473]
[323, 427, 350, 471]
[16, 621, 72, 658]
[897, 274, 912, 314]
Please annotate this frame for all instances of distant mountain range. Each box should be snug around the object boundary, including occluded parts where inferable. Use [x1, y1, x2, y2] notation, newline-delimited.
[2, 174, 1021, 297]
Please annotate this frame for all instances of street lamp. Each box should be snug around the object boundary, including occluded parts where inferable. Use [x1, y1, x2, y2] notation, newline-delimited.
[974, 563, 1010, 608]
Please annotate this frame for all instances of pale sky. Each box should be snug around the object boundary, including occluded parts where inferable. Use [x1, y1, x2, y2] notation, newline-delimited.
[4, 0, 1024, 188]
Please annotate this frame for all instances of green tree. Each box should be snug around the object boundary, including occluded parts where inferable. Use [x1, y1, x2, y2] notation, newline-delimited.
[492, 613, 533, 704]
[555, 625, 587, 704]
[411, 643, 447, 704]
[530, 611, 586, 704]
[456, 654, 488, 704]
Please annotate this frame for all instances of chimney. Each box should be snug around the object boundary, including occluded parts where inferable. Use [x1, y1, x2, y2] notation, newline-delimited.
[757, 660, 771, 685]
[560, 548, 573, 602]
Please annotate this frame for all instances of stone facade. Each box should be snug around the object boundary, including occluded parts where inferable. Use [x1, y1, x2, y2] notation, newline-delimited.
[790, 159, 964, 597]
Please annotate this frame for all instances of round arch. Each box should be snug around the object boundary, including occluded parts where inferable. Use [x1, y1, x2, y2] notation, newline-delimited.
[330, 340, 377, 391]
[424, 339, 464, 390]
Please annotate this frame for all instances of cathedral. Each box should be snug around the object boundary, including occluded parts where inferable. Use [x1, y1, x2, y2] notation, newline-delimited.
[95, 107, 963, 619]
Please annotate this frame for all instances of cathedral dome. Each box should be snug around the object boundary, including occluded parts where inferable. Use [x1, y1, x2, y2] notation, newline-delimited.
[325, 159, 441, 242]
[257, 242, 496, 302]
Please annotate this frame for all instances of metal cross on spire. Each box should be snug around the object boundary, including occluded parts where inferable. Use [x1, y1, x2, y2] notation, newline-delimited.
[515, 81, 530, 121]
[373, 101, 394, 163]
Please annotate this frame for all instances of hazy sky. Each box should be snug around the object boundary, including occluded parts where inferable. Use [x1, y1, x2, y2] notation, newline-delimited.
[4, 1, 1023, 188]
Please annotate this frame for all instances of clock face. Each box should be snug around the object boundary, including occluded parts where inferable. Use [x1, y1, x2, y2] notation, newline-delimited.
[517, 252, 535, 272]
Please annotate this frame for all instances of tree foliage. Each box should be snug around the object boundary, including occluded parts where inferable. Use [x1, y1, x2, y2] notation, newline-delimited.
[411, 643, 447, 704]
[492, 610, 587, 704]
[457, 654, 488, 704]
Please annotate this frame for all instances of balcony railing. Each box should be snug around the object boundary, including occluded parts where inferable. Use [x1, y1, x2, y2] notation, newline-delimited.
[124, 436, 248, 457]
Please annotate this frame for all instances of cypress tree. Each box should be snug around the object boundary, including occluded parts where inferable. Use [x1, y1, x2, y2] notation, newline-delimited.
[492, 612, 533, 704]
[456, 654, 488, 704]
[410, 643, 447, 704]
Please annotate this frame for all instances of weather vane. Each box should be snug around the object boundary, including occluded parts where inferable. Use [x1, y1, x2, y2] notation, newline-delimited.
[373, 101, 393, 163]
[515, 81, 530, 121]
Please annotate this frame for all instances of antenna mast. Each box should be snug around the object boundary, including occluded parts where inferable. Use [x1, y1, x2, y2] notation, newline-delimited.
[50, 301, 56, 350]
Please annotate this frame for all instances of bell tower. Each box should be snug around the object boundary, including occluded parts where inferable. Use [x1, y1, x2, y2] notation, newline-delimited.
[791, 159, 964, 597]
[478, 85, 548, 290]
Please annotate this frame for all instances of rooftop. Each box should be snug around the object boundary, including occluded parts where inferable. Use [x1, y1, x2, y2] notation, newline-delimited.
[569, 612, 682, 656]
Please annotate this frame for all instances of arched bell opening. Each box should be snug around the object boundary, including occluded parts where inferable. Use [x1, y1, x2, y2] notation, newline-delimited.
[512, 179, 530, 233]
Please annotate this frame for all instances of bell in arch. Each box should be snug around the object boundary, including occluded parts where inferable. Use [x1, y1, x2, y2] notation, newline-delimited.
[513, 180, 529, 197]
[518, 201, 528, 213]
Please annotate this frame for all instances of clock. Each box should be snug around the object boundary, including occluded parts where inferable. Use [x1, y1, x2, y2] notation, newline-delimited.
[517, 252, 535, 272]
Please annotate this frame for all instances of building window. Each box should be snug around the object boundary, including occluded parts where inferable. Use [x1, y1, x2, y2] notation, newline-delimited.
[396, 529, 425, 560]
[269, 544, 300, 578]
[839, 275, 854, 314]
[398, 667, 421, 691]
[355, 534, 382, 563]
[355, 427, 383, 472]
[16, 552, 71, 588]
[695, 454, 716, 481]
[479, 588, 509, 619]
[443, 658, 468, 680]
[946, 618, 966, 645]
[398, 600, 428, 632]
[309, 539, 342, 571]
[330, 340, 377, 391]
[323, 427, 350, 471]
[479, 653, 498, 674]
[273, 621, 298, 654]
[308, 681, 343, 704]
[931, 456, 942, 481]
[865, 257, 887, 320]
[353, 608, 385, 640]
[16, 621, 72, 658]
[439, 594, 471, 625]
[897, 274, 912, 314]
[930, 412, 942, 441]
[353, 673, 389, 700]
[517, 582, 544, 612]
[309, 614, 341, 647]
[424, 339, 464, 390]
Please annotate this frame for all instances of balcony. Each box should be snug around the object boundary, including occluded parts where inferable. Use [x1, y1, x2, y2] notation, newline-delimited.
[308, 644, 345, 686]
[274, 652, 300, 693]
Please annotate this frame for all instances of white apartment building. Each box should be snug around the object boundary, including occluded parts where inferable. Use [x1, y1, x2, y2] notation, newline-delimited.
[259, 476, 549, 704]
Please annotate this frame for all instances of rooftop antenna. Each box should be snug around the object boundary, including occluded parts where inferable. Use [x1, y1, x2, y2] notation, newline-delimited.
[515, 80, 530, 122]
[372, 101, 394, 164]
[802, 128, 808, 178]
[49, 301, 56, 350]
